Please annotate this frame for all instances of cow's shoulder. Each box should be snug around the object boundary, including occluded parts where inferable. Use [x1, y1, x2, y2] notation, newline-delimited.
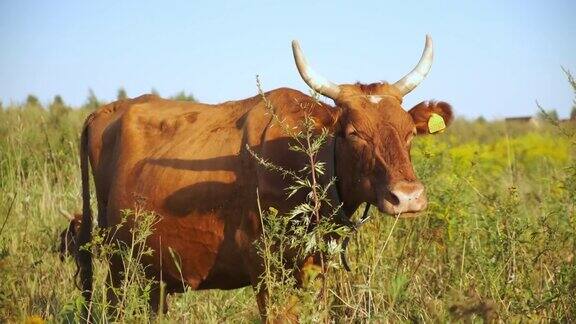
[264, 87, 339, 130]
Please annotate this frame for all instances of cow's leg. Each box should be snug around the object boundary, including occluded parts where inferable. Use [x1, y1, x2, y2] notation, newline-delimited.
[253, 283, 269, 319]
[297, 253, 325, 290]
[292, 253, 327, 317]
[246, 253, 268, 319]
[107, 254, 169, 316]
[97, 202, 108, 228]
[149, 280, 169, 314]
[253, 258, 306, 323]
[105, 254, 124, 314]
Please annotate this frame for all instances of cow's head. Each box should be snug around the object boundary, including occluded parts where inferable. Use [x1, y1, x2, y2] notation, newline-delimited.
[59, 213, 82, 261]
[292, 35, 453, 216]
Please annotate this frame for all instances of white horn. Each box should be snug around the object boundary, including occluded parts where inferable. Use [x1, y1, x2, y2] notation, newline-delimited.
[59, 208, 74, 221]
[393, 35, 434, 96]
[292, 40, 340, 100]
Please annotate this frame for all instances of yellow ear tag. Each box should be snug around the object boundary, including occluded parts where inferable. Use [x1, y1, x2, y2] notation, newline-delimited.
[428, 113, 446, 134]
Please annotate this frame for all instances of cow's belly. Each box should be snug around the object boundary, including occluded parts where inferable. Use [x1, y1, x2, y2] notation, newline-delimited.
[126, 162, 255, 291]
[145, 210, 252, 291]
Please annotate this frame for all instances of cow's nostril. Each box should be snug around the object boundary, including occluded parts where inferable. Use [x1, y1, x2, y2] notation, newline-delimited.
[389, 191, 401, 206]
[389, 181, 425, 206]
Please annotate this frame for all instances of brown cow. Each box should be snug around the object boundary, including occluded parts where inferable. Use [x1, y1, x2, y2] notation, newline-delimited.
[76, 35, 453, 316]
[58, 212, 82, 261]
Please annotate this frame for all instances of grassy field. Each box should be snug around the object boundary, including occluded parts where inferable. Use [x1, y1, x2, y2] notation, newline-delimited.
[0, 93, 574, 322]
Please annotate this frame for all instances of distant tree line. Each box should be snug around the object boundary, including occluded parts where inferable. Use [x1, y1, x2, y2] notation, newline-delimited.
[1, 87, 197, 111]
[3, 76, 574, 120]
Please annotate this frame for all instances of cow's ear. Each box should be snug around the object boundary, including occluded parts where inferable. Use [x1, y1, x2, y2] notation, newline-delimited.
[408, 101, 453, 135]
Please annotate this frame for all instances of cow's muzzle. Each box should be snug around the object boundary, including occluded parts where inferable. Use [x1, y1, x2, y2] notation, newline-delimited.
[378, 181, 427, 216]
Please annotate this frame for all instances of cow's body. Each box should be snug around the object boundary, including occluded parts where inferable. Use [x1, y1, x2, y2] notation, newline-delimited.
[82, 89, 338, 295]
[75, 36, 454, 317]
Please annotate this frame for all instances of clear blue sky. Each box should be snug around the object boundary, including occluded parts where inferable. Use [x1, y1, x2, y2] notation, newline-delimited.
[1, 0, 574, 118]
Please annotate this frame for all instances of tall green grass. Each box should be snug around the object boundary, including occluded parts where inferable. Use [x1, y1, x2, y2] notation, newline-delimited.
[0, 86, 574, 322]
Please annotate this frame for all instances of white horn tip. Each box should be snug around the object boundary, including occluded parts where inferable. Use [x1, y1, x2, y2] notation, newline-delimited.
[425, 34, 433, 47]
[291, 40, 300, 51]
[393, 34, 435, 96]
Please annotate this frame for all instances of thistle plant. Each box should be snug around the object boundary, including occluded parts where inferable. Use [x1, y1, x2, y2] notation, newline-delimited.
[248, 77, 348, 321]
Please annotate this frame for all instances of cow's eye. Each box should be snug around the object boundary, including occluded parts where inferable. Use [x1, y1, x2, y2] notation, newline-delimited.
[345, 125, 359, 139]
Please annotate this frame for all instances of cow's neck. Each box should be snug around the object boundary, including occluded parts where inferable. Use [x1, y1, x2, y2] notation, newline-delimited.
[333, 136, 364, 218]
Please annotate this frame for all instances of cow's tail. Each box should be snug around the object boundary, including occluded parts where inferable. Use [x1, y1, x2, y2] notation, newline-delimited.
[76, 113, 95, 304]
